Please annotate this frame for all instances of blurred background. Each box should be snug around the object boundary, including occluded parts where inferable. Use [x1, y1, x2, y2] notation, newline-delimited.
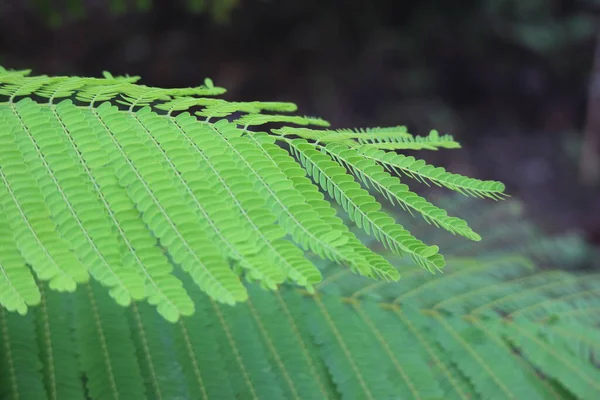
[1, 0, 599, 249]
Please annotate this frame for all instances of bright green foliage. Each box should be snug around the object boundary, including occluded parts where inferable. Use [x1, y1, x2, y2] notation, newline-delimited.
[0, 195, 598, 400]
[0, 67, 506, 321]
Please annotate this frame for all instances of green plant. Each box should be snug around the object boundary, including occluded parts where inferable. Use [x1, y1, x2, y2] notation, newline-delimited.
[0, 69, 600, 400]
[0, 67, 598, 400]
[0, 66, 507, 323]
[1, 193, 599, 400]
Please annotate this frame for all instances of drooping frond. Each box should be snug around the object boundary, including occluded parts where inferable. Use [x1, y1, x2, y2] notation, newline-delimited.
[272, 126, 505, 200]
[357, 147, 507, 200]
[0, 67, 506, 320]
[273, 125, 461, 150]
[1, 195, 599, 400]
[355, 129, 460, 150]
[0, 207, 41, 314]
[285, 137, 445, 272]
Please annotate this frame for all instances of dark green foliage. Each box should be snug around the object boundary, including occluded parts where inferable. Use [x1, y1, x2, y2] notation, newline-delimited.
[0, 194, 599, 400]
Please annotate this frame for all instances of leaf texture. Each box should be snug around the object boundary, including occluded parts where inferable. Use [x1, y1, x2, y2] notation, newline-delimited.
[2, 67, 597, 400]
[0, 68, 508, 316]
[0, 193, 598, 400]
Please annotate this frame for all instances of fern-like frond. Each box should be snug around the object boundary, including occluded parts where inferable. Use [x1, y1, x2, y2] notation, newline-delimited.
[2, 194, 599, 399]
[35, 282, 85, 400]
[74, 282, 146, 400]
[358, 147, 507, 200]
[273, 125, 460, 150]
[0, 208, 40, 314]
[0, 307, 47, 400]
[323, 142, 481, 241]
[356, 129, 460, 150]
[287, 137, 445, 272]
[331, 125, 414, 141]
[234, 113, 331, 128]
[0, 67, 505, 319]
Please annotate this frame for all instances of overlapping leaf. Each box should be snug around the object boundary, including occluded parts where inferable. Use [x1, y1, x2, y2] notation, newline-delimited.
[0, 67, 504, 319]
[0, 195, 598, 400]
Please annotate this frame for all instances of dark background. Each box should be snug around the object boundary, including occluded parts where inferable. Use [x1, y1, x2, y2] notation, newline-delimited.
[1, 0, 599, 246]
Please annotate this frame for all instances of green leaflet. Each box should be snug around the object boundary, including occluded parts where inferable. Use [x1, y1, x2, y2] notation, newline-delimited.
[35, 283, 85, 400]
[274, 126, 461, 151]
[0, 207, 40, 314]
[0, 307, 47, 400]
[0, 104, 89, 291]
[324, 142, 481, 241]
[0, 67, 507, 317]
[287, 138, 444, 273]
[356, 146, 507, 200]
[74, 283, 146, 400]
